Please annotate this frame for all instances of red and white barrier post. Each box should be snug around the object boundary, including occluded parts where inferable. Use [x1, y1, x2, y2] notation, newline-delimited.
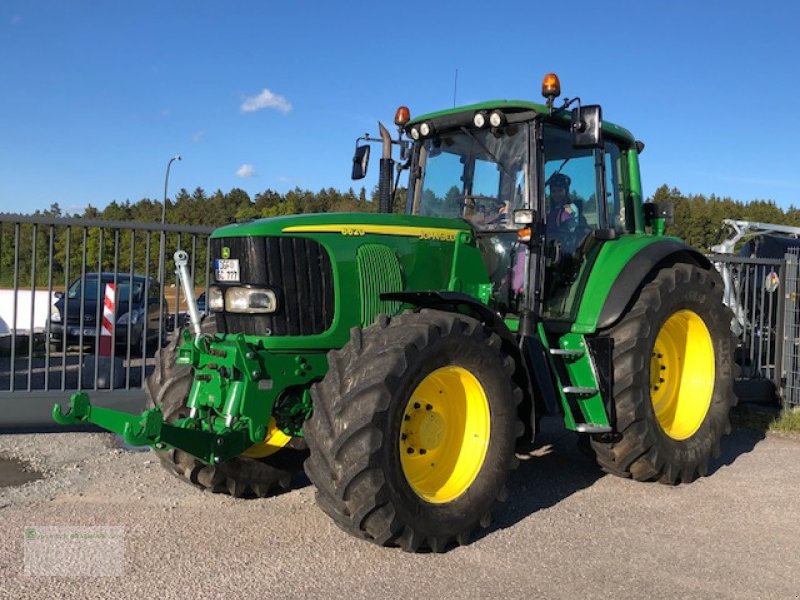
[99, 283, 116, 356]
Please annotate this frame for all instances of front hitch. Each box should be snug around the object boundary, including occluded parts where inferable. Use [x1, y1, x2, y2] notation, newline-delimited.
[53, 391, 253, 464]
[51, 327, 323, 464]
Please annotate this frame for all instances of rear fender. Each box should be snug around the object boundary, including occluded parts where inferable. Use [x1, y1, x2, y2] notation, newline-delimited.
[573, 238, 712, 333]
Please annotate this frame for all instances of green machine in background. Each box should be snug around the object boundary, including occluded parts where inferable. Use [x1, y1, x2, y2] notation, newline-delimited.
[55, 74, 736, 552]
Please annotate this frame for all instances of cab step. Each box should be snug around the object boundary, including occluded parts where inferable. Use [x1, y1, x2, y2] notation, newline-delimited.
[575, 423, 613, 434]
[549, 348, 585, 359]
[563, 386, 598, 396]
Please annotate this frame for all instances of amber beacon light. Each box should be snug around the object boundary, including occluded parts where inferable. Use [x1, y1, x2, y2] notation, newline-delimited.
[394, 106, 411, 127]
[541, 73, 561, 109]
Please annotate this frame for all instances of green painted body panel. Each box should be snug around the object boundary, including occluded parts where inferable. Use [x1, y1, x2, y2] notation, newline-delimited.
[628, 149, 645, 233]
[211, 212, 469, 239]
[212, 213, 489, 351]
[571, 234, 682, 334]
[409, 100, 635, 143]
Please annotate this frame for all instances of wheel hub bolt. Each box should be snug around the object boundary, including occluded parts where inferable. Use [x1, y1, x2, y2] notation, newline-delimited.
[413, 402, 421, 409]
[419, 449, 427, 455]
[407, 447, 415, 454]
[425, 404, 433, 411]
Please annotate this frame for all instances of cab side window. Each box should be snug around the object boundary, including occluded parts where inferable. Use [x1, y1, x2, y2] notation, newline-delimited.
[542, 125, 603, 241]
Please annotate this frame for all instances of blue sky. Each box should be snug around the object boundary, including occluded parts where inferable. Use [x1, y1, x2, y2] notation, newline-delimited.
[0, 1, 798, 215]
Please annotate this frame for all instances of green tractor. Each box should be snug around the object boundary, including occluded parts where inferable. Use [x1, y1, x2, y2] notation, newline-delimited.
[54, 74, 736, 552]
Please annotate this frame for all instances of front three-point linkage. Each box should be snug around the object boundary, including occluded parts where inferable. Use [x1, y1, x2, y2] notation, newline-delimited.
[52, 330, 272, 464]
[52, 250, 275, 464]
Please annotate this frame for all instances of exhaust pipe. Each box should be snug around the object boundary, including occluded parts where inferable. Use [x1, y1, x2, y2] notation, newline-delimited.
[377, 122, 394, 214]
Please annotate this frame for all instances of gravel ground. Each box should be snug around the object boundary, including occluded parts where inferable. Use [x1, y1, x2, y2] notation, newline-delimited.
[1, 418, 799, 600]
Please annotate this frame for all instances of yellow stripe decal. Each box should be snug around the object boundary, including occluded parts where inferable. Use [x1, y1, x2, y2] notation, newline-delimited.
[281, 224, 460, 241]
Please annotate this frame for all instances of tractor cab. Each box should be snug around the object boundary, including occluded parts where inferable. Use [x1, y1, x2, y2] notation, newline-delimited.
[395, 75, 633, 322]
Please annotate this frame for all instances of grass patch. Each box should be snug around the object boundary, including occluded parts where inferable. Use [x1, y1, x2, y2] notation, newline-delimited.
[731, 404, 800, 435]
[770, 409, 800, 434]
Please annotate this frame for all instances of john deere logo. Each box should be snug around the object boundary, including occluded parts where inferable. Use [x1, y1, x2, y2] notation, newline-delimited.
[221, 247, 230, 259]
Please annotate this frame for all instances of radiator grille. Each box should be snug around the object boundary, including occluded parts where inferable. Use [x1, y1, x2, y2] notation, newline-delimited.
[211, 236, 334, 336]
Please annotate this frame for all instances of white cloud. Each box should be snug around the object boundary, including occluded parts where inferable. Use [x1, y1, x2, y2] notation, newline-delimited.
[278, 176, 290, 184]
[191, 130, 205, 143]
[240, 88, 292, 114]
[236, 164, 256, 178]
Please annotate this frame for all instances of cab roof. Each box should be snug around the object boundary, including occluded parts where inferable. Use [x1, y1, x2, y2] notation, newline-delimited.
[407, 100, 635, 144]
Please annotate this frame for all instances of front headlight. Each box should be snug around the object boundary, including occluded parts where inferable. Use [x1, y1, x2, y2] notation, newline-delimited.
[50, 305, 61, 323]
[224, 287, 278, 314]
[117, 310, 141, 325]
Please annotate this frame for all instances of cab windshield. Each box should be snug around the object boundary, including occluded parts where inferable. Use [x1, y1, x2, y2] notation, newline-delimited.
[408, 124, 529, 231]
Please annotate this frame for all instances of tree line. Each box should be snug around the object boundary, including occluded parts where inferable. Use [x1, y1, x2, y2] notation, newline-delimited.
[0, 186, 404, 288]
[0, 183, 796, 288]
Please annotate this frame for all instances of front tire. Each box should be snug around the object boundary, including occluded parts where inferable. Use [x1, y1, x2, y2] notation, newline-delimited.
[304, 310, 523, 552]
[591, 263, 736, 484]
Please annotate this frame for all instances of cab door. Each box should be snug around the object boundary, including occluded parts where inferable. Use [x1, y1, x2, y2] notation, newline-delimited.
[539, 122, 624, 323]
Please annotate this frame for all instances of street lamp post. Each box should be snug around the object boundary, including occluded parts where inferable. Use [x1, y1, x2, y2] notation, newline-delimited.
[159, 155, 181, 286]
[158, 154, 181, 342]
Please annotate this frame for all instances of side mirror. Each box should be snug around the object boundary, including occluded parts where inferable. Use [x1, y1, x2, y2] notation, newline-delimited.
[643, 201, 675, 228]
[351, 144, 370, 180]
[54, 291, 64, 299]
[571, 105, 603, 149]
[657, 201, 674, 227]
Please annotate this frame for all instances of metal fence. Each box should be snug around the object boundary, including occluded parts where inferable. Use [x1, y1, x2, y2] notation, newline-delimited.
[0, 213, 213, 427]
[1, 213, 795, 429]
[711, 254, 784, 384]
[780, 248, 800, 408]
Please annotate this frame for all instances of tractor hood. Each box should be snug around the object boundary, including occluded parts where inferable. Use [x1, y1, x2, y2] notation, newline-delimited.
[211, 212, 471, 240]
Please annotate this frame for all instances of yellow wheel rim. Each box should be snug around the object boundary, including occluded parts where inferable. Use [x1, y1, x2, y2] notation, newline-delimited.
[399, 366, 491, 504]
[241, 418, 292, 458]
[650, 309, 715, 440]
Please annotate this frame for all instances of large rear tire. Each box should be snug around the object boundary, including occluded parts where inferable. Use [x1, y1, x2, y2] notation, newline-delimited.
[145, 319, 306, 497]
[304, 310, 523, 552]
[591, 263, 736, 484]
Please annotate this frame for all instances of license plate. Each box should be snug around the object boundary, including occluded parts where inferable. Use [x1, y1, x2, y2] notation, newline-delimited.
[215, 259, 240, 282]
[70, 327, 96, 337]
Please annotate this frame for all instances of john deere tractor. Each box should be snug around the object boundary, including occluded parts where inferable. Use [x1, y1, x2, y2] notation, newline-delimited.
[54, 74, 736, 552]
